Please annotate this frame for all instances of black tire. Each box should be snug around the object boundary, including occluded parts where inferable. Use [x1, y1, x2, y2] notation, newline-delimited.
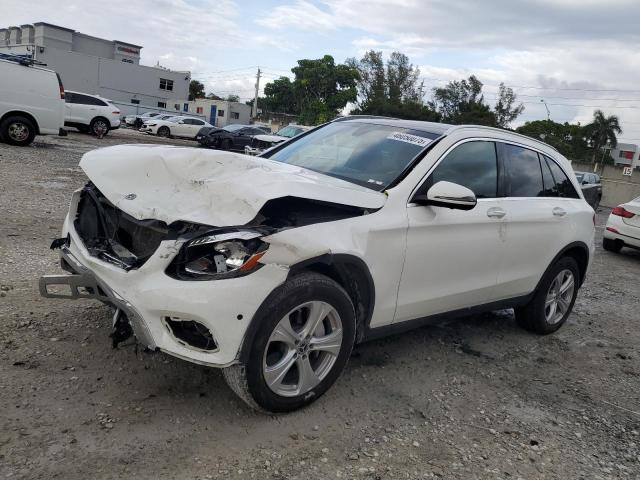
[0, 115, 36, 146]
[157, 126, 171, 138]
[224, 272, 356, 413]
[89, 117, 110, 136]
[515, 256, 579, 335]
[603, 237, 623, 253]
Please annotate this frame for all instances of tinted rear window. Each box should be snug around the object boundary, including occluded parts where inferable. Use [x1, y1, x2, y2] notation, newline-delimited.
[503, 144, 544, 197]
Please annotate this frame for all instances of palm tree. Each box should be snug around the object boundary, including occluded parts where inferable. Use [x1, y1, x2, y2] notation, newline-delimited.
[584, 110, 622, 163]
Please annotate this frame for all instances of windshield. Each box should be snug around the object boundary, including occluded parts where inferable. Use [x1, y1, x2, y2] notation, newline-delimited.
[276, 126, 303, 138]
[223, 124, 245, 132]
[266, 121, 439, 190]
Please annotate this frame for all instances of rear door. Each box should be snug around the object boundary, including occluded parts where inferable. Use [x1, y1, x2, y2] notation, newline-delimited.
[188, 119, 206, 138]
[495, 143, 580, 299]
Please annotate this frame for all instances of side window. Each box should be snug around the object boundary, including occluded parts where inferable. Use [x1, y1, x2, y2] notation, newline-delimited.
[544, 156, 580, 198]
[594, 174, 601, 184]
[429, 141, 498, 198]
[539, 153, 557, 197]
[192, 120, 204, 126]
[503, 144, 544, 197]
[64, 92, 72, 103]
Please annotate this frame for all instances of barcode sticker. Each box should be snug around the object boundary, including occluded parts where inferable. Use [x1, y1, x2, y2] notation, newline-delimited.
[387, 132, 432, 147]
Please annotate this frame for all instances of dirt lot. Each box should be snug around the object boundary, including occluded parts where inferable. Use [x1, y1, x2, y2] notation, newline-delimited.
[1, 130, 639, 480]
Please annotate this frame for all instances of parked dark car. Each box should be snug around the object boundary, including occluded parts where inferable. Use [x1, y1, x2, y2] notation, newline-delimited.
[196, 124, 270, 151]
[574, 171, 602, 209]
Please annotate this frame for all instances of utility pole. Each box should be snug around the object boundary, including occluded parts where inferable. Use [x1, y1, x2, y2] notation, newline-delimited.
[253, 68, 261, 119]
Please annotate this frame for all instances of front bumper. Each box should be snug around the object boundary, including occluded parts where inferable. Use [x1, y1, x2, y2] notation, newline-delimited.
[244, 146, 263, 156]
[40, 207, 289, 367]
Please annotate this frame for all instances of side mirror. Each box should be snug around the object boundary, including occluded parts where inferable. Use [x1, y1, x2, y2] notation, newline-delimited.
[414, 181, 477, 210]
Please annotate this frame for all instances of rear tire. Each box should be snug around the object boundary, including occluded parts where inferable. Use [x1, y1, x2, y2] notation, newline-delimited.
[90, 117, 109, 136]
[0, 115, 36, 146]
[224, 272, 356, 413]
[515, 256, 579, 335]
[603, 237, 623, 253]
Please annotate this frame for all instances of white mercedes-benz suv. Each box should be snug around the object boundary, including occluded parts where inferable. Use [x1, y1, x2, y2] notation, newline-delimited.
[40, 117, 595, 412]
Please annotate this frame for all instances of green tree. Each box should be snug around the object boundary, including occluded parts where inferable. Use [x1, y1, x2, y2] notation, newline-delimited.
[189, 80, 206, 100]
[583, 110, 622, 162]
[430, 75, 497, 126]
[262, 76, 297, 113]
[516, 120, 591, 161]
[494, 83, 524, 128]
[347, 50, 439, 121]
[292, 55, 359, 125]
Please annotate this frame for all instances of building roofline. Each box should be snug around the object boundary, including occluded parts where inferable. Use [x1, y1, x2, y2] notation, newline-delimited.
[114, 40, 143, 49]
[32, 22, 75, 32]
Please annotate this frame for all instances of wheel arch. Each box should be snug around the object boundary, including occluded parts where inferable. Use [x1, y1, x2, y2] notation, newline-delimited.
[90, 116, 111, 129]
[237, 253, 375, 364]
[540, 241, 590, 290]
[1, 110, 40, 135]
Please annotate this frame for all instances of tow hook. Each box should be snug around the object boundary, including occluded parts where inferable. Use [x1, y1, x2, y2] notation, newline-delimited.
[110, 308, 133, 348]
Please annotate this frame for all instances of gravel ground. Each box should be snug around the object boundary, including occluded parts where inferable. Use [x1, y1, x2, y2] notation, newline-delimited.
[1, 130, 639, 480]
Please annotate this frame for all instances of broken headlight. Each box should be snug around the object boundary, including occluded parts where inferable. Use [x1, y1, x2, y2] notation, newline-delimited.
[167, 230, 268, 280]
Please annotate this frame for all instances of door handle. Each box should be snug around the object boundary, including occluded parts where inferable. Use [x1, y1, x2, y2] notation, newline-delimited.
[486, 207, 506, 218]
[552, 207, 567, 217]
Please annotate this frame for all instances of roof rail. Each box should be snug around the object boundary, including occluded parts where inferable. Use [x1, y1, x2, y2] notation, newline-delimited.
[0, 52, 47, 67]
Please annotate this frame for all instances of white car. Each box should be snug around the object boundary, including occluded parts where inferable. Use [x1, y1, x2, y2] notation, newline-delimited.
[124, 111, 161, 127]
[41, 117, 595, 413]
[0, 53, 65, 146]
[63, 91, 120, 136]
[245, 125, 312, 155]
[603, 197, 640, 253]
[140, 115, 212, 139]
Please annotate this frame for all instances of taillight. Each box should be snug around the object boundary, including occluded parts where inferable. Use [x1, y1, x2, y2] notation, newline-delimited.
[56, 73, 64, 99]
[611, 206, 635, 218]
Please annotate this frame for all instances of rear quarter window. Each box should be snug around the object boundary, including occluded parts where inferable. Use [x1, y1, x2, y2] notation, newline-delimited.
[544, 155, 580, 199]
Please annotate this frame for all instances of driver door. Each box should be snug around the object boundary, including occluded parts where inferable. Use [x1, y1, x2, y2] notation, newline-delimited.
[394, 140, 506, 322]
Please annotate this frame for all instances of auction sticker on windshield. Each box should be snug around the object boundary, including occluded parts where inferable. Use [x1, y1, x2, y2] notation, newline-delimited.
[387, 132, 433, 147]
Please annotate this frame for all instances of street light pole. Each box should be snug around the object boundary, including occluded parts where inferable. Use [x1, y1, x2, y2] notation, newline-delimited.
[540, 99, 551, 121]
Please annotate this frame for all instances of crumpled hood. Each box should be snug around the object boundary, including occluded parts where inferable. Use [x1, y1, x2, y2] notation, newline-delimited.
[79, 145, 386, 226]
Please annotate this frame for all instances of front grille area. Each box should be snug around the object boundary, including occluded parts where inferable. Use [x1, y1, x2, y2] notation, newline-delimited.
[74, 183, 169, 270]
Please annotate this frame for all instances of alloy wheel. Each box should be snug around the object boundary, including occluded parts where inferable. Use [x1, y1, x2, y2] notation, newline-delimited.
[263, 301, 343, 397]
[8, 122, 29, 142]
[544, 269, 575, 325]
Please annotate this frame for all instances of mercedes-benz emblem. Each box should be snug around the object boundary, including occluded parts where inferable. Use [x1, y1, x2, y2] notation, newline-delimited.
[124, 193, 137, 200]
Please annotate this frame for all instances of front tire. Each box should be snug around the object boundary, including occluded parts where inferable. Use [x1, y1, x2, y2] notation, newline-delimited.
[224, 272, 356, 413]
[603, 237, 623, 253]
[0, 115, 36, 146]
[157, 126, 171, 138]
[515, 256, 579, 334]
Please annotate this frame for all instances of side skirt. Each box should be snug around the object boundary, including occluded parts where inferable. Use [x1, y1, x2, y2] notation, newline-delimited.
[362, 294, 534, 343]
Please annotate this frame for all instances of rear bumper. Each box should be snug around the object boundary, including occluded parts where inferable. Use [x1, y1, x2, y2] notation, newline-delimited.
[604, 214, 640, 248]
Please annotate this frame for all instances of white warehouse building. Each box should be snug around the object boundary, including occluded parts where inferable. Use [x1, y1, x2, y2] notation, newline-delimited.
[0, 23, 190, 109]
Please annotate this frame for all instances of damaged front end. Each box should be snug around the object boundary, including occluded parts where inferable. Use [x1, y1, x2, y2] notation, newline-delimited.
[73, 183, 170, 270]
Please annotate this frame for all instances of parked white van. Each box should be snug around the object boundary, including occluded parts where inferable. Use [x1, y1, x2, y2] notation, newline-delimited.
[0, 53, 65, 146]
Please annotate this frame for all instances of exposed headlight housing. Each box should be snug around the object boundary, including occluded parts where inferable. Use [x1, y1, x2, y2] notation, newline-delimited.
[166, 230, 268, 280]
